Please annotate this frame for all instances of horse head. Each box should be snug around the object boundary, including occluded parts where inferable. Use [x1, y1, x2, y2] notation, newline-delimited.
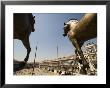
[63, 19, 78, 38]
[29, 14, 35, 32]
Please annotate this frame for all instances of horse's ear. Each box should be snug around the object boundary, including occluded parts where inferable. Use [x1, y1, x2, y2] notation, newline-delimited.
[63, 34, 66, 37]
[64, 22, 66, 25]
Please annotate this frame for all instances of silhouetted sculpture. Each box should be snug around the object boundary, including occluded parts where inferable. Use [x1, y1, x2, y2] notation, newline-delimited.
[14, 13, 35, 68]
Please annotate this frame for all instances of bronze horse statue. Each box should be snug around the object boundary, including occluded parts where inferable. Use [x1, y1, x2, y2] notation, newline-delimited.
[63, 13, 97, 74]
[14, 13, 35, 64]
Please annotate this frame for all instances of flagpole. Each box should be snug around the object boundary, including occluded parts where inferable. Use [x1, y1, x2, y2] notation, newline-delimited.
[32, 46, 37, 75]
[57, 44, 58, 59]
[57, 44, 60, 70]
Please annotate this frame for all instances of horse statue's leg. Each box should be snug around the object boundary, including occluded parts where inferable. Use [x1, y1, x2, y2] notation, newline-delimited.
[22, 37, 31, 63]
[75, 42, 84, 63]
[75, 49, 78, 59]
[71, 38, 89, 74]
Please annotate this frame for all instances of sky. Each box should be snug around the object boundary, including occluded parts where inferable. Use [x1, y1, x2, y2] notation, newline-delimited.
[14, 13, 96, 62]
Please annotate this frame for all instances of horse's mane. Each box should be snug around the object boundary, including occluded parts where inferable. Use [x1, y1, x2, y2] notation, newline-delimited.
[68, 18, 78, 21]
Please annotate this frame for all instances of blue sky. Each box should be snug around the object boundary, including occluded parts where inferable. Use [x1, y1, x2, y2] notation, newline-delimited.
[14, 13, 96, 62]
